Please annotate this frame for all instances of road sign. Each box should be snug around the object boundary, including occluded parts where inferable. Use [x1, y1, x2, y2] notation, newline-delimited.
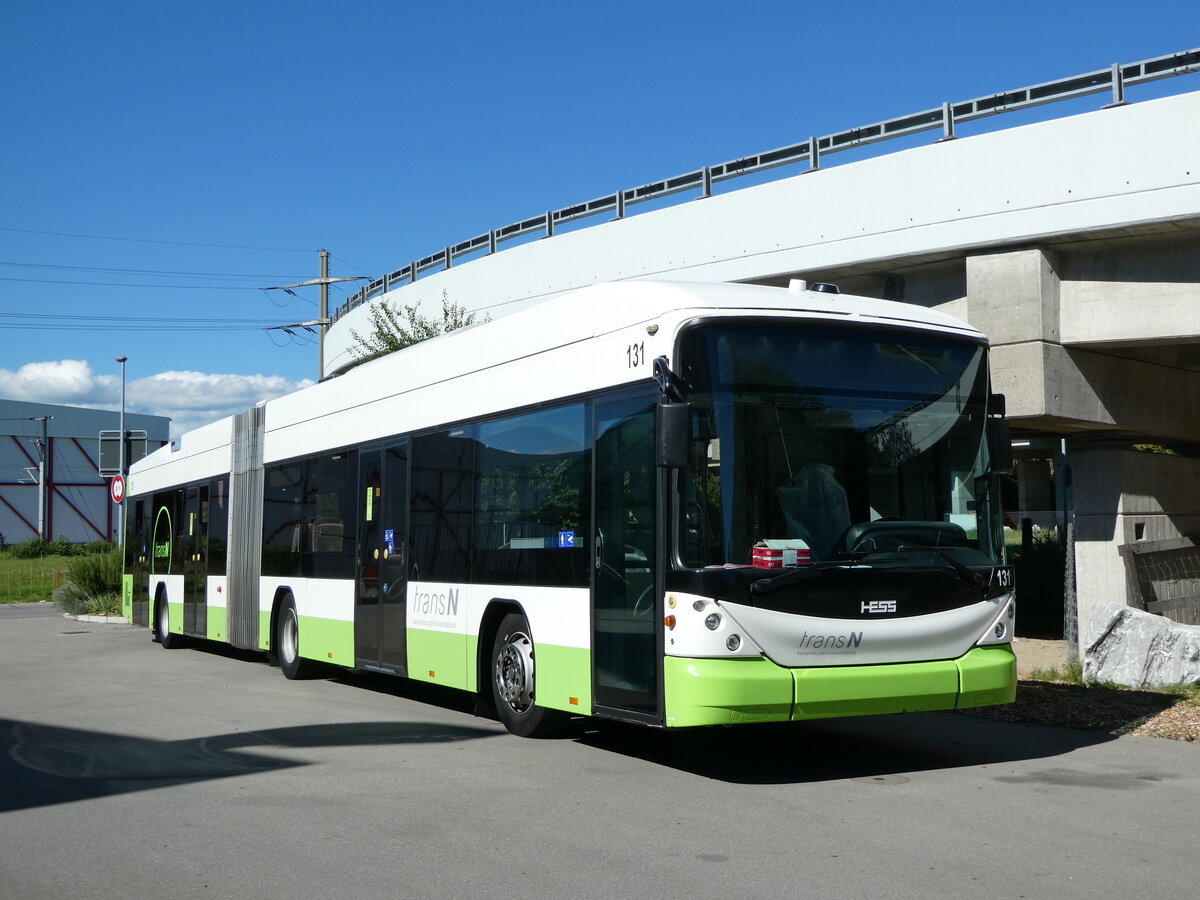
[111, 474, 126, 504]
[98, 430, 150, 477]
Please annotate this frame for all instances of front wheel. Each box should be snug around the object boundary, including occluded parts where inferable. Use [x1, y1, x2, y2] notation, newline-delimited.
[277, 596, 317, 680]
[491, 612, 566, 738]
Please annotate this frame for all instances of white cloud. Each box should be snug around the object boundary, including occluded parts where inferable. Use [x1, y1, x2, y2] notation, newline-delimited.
[0, 360, 313, 437]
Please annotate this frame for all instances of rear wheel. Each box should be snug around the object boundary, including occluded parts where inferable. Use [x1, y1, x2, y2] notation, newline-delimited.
[277, 596, 316, 680]
[491, 612, 566, 738]
[153, 593, 181, 649]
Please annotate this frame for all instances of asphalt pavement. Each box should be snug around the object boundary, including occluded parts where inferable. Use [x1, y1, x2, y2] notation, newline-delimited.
[1, 612, 1196, 899]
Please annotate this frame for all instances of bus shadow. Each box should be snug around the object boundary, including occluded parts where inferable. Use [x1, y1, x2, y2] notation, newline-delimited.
[181, 641, 483, 719]
[0, 716, 498, 813]
[573, 711, 1119, 784]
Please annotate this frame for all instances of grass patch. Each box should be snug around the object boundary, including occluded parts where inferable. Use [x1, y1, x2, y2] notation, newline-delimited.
[1027, 660, 1200, 701]
[1027, 659, 1084, 684]
[0, 551, 78, 603]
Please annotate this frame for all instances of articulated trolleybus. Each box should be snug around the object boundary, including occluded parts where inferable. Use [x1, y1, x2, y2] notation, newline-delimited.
[123, 280, 1017, 736]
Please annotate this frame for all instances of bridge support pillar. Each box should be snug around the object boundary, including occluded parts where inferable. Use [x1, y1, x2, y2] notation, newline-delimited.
[965, 246, 1200, 652]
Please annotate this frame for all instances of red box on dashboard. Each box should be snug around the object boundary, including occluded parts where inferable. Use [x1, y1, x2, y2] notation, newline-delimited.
[751, 540, 812, 568]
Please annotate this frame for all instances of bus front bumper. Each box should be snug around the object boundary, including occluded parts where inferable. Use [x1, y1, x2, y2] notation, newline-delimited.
[662, 645, 1016, 728]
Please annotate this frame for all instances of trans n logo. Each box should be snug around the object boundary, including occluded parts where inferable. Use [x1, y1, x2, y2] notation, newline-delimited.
[151, 506, 173, 575]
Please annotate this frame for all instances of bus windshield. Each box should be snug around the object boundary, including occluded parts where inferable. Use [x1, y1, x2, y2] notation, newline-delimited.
[676, 320, 1000, 570]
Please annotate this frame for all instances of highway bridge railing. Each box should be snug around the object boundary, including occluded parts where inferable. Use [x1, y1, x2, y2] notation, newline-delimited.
[332, 48, 1200, 325]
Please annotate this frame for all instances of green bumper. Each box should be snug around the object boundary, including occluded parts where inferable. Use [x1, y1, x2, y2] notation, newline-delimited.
[663, 646, 1016, 728]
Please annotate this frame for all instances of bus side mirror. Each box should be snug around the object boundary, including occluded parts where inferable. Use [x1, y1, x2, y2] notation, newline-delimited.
[987, 417, 1013, 475]
[658, 403, 689, 469]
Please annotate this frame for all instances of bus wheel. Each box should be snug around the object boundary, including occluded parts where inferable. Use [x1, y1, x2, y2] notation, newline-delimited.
[153, 594, 181, 649]
[491, 613, 564, 738]
[277, 596, 316, 680]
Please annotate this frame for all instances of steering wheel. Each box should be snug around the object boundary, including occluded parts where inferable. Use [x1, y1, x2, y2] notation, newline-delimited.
[633, 583, 656, 617]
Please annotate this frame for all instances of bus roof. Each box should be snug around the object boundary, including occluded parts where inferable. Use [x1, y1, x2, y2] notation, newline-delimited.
[130, 280, 983, 485]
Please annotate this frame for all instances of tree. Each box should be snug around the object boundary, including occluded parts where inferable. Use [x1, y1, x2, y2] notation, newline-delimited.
[350, 291, 487, 362]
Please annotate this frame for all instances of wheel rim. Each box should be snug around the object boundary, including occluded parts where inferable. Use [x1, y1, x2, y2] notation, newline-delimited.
[281, 608, 298, 664]
[495, 631, 534, 713]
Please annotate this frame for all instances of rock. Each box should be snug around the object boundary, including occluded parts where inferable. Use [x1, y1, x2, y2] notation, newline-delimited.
[1084, 603, 1200, 687]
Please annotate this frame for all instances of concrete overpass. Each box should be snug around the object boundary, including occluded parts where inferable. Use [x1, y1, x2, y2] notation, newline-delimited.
[326, 50, 1200, 648]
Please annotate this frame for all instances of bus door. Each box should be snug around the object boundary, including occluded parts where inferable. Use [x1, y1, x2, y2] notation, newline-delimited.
[354, 441, 409, 673]
[592, 392, 662, 722]
[183, 483, 208, 636]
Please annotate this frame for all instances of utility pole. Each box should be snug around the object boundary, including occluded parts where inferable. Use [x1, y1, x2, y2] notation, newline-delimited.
[265, 250, 368, 381]
[116, 355, 127, 547]
[30, 416, 50, 540]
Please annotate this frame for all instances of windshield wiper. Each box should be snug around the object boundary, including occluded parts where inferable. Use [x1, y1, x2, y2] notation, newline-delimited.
[749, 556, 872, 595]
[896, 545, 989, 594]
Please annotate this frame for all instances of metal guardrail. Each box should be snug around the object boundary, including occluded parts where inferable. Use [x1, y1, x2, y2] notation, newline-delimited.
[332, 48, 1200, 325]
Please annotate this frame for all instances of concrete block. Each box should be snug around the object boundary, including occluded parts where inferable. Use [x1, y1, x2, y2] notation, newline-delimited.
[966, 248, 1059, 346]
[1084, 603, 1200, 687]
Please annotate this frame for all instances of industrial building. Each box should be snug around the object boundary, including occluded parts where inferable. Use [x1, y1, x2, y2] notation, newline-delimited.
[0, 398, 169, 545]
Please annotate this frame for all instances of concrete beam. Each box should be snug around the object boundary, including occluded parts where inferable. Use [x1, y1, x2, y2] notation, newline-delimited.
[993, 342, 1200, 442]
[966, 248, 1059, 346]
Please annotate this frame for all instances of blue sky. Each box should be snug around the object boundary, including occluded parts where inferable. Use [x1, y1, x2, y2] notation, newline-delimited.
[4, 0, 1198, 434]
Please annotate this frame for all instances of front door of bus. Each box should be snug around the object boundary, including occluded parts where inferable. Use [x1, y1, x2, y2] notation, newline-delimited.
[354, 441, 409, 673]
[592, 393, 661, 720]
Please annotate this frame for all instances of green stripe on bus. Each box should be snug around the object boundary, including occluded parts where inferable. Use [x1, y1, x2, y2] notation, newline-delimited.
[532, 643, 590, 714]
[955, 645, 1017, 708]
[664, 656, 794, 727]
[254, 611, 354, 666]
[121, 574, 133, 619]
[295, 615, 353, 667]
[793, 659, 960, 719]
[206, 605, 228, 643]
[408, 628, 468, 690]
[664, 647, 1018, 727]
[463, 635, 590, 714]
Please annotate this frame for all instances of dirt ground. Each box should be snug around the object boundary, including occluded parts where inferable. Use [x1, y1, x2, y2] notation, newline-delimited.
[969, 637, 1199, 743]
[1012, 636, 1069, 677]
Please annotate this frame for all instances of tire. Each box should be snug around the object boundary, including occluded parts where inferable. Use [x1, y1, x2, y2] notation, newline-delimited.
[277, 595, 317, 680]
[490, 612, 566, 738]
[153, 593, 181, 649]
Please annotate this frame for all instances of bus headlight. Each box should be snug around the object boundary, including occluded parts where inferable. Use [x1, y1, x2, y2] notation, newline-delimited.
[726, 634, 742, 651]
[705, 613, 721, 631]
[976, 592, 1015, 646]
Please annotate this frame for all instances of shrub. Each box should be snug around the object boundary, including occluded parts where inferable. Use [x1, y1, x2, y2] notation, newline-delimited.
[54, 548, 123, 617]
[53, 583, 120, 617]
[51, 535, 77, 557]
[12, 539, 50, 559]
[65, 548, 123, 596]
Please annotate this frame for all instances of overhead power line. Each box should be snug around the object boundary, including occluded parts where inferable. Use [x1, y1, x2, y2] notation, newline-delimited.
[0, 225, 315, 253]
[0, 311, 290, 332]
[0, 260, 310, 279]
[0, 276, 297, 289]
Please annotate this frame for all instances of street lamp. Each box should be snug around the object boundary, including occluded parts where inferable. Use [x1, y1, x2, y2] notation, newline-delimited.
[116, 355, 127, 546]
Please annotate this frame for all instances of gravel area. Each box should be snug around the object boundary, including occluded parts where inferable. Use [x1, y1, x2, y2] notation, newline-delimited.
[964, 678, 1200, 742]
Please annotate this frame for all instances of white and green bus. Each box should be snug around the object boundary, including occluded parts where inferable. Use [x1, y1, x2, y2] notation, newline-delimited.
[122, 280, 1017, 736]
